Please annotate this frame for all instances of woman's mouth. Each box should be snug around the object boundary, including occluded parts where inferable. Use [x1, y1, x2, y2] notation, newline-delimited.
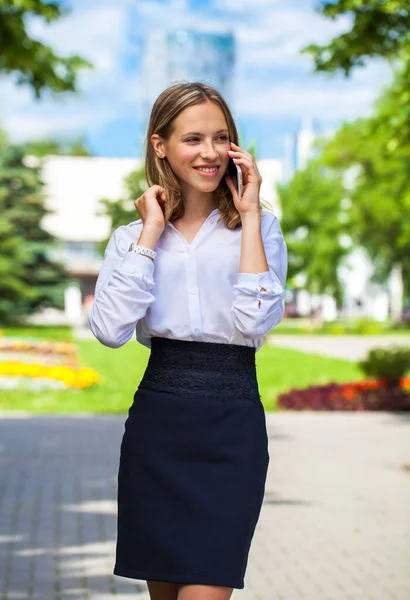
[193, 166, 220, 177]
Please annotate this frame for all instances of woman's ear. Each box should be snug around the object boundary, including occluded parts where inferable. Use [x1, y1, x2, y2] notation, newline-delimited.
[151, 133, 165, 159]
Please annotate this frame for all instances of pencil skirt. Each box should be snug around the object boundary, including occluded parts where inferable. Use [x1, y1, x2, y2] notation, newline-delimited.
[113, 336, 270, 590]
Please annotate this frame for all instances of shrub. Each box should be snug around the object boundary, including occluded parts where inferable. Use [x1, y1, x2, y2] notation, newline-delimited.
[350, 318, 383, 334]
[359, 345, 410, 389]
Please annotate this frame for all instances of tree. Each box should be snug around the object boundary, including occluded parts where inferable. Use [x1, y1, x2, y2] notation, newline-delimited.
[0, 132, 33, 323]
[318, 116, 410, 321]
[301, 0, 410, 148]
[302, 1, 410, 75]
[277, 158, 350, 310]
[0, 0, 92, 98]
[300, 0, 410, 321]
[0, 142, 74, 324]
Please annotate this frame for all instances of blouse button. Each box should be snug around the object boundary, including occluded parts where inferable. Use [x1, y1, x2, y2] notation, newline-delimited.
[193, 329, 201, 336]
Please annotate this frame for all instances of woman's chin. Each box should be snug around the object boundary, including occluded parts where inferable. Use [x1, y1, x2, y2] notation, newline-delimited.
[192, 179, 221, 192]
[180, 176, 222, 194]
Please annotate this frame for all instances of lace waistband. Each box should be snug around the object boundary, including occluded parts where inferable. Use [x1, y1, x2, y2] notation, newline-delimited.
[138, 337, 260, 400]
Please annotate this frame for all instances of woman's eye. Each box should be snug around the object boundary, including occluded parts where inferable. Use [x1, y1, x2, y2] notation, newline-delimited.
[185, 135, 229, 143]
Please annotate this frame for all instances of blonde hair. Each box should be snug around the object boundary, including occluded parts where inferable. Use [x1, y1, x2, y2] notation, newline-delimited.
[144, 81, 263, 230]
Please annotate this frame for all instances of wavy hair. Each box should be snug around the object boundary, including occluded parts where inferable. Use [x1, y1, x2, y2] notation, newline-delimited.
[144, 81, 263, 230]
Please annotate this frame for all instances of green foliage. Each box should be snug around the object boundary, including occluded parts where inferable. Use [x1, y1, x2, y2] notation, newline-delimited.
[367, 61, 410, 153]
[0, 0, 93, 97]
[322, 318, 384, 334]
[318, 112, 410, 298]
[277, 158, 349, 304]
[25, 135, 91, 157]
[349, 318, 384, 334]
[302, 1, 410, 75]
[301, 0, 410, 149]
[359, 345, 410, 388]
[0, 142, 74, 324]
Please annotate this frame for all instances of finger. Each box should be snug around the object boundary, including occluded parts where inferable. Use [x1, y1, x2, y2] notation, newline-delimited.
[232, 156, 253, 174]
[225, 174, 237, 200]
[228, 149, 254, 164]
[229, 142, 253, 160]
[233, 157, 259, 177]
[156, 189, 167, 202]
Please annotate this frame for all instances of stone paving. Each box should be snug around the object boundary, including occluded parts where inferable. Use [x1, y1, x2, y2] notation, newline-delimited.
[267, 334, 410, 361]
[0, 411, 409, 600]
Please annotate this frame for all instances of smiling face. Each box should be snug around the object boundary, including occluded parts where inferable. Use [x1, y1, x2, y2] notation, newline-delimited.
[151, 100, 231, 196]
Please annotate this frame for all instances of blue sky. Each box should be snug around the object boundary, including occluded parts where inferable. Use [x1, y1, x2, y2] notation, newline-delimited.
[0, 0, 393, 161]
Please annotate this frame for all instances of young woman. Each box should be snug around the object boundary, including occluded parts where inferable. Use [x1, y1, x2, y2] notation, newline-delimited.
[88, 82, 288, 600]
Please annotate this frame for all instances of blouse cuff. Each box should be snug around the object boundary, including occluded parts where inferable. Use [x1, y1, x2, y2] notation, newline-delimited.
[236, 271, 283, 295]
[120, 251, 155, 279]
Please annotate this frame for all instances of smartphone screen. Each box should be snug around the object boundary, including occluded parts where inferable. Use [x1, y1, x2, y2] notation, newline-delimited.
[227, 157, 242, 199]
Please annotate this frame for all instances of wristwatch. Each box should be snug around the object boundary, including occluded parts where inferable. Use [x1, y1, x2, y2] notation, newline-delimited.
[128, 243, 157, 260]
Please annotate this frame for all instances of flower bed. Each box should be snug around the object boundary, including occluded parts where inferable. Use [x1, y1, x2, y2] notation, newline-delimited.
[0, 337, 102, 390]
[277, 377, 410, 411]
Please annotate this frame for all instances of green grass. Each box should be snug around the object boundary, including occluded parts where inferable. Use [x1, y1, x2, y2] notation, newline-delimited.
[274, 318, 410, 336]
[256, 343, 362, 411]
[0, 338, 363, 414]
[1, 325, 73, 341]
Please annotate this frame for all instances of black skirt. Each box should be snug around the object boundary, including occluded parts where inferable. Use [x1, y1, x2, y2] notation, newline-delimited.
[113, 336, 270, 590]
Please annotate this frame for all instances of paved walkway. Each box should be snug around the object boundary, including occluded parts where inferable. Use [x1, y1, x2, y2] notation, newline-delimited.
[0, 411, 409, 599]
[267, 334, 410, 361]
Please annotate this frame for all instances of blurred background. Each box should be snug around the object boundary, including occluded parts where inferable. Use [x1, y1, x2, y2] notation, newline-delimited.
[1, 0, 409, 331]
[1, 2, 410, 599]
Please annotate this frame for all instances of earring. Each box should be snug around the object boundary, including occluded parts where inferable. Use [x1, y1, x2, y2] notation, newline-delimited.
[159, 154, 165, 159]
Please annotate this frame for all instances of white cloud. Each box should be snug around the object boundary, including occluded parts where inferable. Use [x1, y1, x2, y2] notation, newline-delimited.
[27, 6, 128, 86]
[0, 0, 398, 146]
[5, 106, 118, 142]
[235, 57, 393, 120]
[0, 3, 133, 141]
[236, 82, 380, 120]
[235, 7, 352, 69]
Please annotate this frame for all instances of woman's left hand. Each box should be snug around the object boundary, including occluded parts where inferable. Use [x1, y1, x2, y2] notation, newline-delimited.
[225, 141, 263, 217]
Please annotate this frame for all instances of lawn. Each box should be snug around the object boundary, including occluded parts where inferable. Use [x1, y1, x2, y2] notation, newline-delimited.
[0, 336, 363, 413]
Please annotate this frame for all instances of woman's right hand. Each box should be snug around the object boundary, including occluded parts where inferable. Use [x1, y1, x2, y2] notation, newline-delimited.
[134, 185, 168, 233]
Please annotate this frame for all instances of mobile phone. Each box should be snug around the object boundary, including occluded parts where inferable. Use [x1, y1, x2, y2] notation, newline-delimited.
[227, 157, 243, 200]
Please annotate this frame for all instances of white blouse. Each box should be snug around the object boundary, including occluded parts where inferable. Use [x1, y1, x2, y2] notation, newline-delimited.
[88, 208, 288, 353]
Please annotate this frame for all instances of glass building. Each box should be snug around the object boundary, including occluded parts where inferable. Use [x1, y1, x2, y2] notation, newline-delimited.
[140, 27, 236, 125]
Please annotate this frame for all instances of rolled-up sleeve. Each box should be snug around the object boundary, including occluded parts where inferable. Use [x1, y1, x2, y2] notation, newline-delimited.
[88, 227, 156, 348]
[231, 214, 288, 339]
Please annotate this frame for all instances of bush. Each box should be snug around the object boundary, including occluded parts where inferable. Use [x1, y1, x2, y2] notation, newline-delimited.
[359, 345, 410, 388]
[350, 318, 383, 334]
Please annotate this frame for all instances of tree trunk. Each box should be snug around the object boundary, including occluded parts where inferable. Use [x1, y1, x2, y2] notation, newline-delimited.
[390, 262, 403, 324]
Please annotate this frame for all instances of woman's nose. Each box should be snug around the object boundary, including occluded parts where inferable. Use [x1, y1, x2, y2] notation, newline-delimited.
[201, 143, 219, 159]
